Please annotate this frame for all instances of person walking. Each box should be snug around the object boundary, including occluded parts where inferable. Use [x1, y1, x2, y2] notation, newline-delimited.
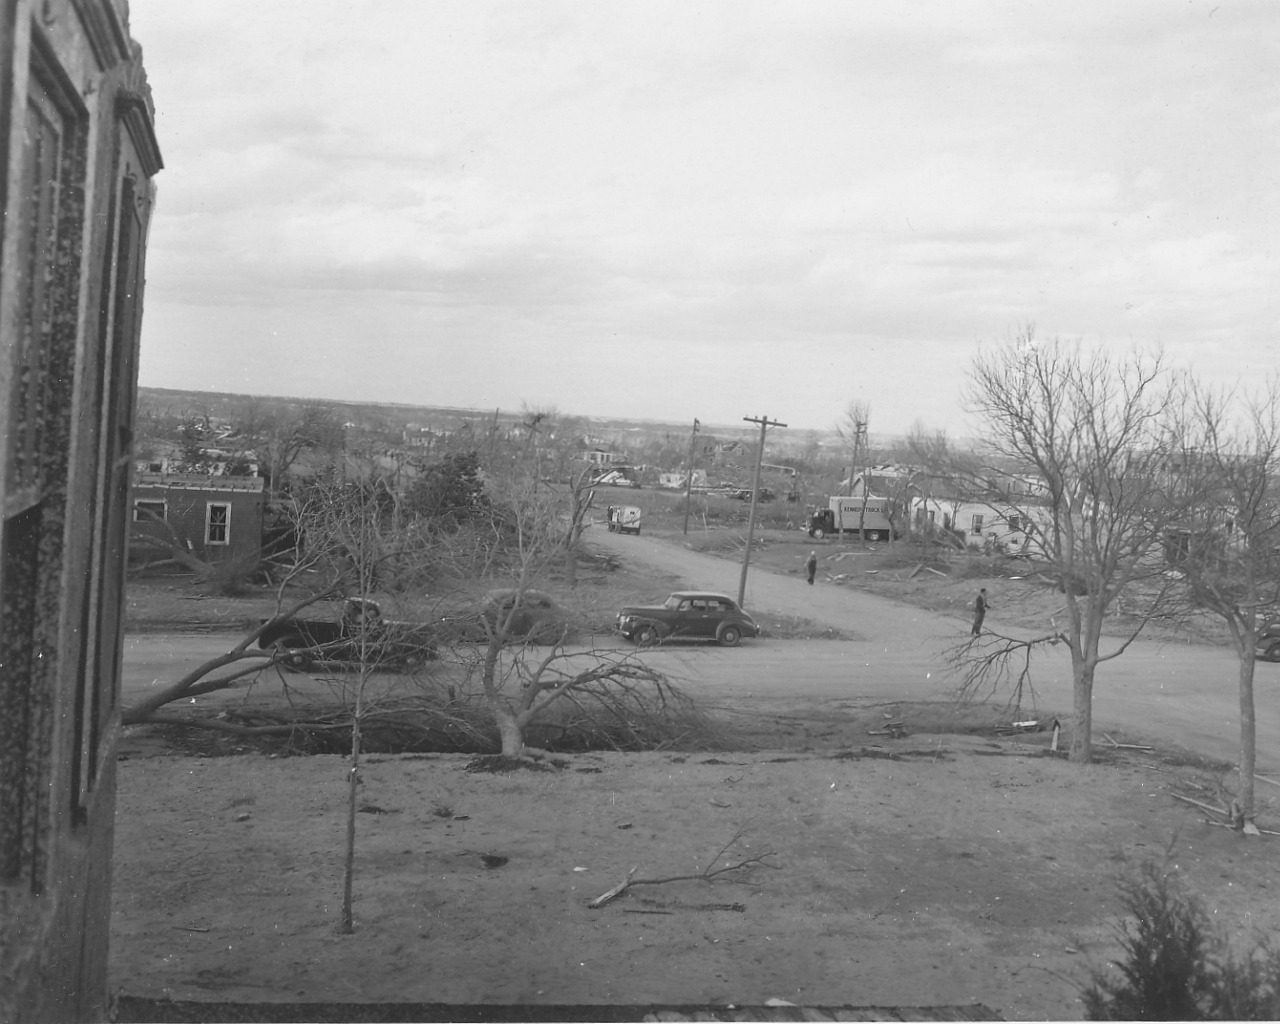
[971, 588, 989, 635]
[805, 550, 818, 585]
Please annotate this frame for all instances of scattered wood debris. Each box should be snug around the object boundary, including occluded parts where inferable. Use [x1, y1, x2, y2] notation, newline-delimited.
[1103, 732, 1153, 752]
[588, 827, 778, 909]
[1170, 793, 1229, 817]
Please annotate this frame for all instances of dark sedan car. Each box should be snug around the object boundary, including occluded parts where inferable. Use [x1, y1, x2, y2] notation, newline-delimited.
[257, 597, 436, 671]
[437, 588, 569, 645]
[616, 591, 760, 647]
[1259, 619, 1280, 663]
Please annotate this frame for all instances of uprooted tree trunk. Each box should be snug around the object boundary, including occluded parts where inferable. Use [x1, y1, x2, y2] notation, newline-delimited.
[129, 510, 261, 594]
[464, 492, 702, 758]
[477, 633, 695, 758]
[120, 585, 342, 725]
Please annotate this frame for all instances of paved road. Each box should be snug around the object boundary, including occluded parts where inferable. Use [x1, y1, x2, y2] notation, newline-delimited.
[120, 528, 1280, 773]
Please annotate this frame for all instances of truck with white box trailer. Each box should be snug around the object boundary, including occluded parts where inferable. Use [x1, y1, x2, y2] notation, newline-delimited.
[807, 496, 897, 541]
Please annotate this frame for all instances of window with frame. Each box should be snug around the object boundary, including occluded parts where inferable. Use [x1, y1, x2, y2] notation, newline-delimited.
[133, 499, 165, 522]
[1, 48, 89, 885]
[971, 513, 985, 534]
[205, 502, 230, 545]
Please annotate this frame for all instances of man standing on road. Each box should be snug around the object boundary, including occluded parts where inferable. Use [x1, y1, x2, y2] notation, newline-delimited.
[971, 588, 989, 635]
[806, 550, 818, 585]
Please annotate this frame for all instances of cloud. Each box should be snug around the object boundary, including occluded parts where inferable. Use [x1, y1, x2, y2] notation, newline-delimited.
[130, 0, 1280, 434]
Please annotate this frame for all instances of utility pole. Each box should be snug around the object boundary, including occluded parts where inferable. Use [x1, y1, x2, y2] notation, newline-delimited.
[521, 411, 545, 492]
[841, 417, 867, 542]
[855, 418, 870, 544]
[738, 414, 787, 607]
[681, 418, 700, 535]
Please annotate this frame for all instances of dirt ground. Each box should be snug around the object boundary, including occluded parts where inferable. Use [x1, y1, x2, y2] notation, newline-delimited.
[111, 725, 1280, 1021]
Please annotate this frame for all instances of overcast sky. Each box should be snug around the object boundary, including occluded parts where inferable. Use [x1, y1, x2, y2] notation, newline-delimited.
[129, 1, 1278, 436]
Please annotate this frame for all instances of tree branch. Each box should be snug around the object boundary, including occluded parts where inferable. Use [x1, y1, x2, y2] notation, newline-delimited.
[588, 824, 778, 909]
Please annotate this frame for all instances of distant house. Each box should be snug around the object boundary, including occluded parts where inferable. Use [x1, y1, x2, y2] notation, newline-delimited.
[846, 466, 914, 496]
[130, 473, 266, 566]
[911, 492, 1051, 550]
[136, 444, 259, 477]
[658, 469, 709, 490]
[585, 448, 629, 466]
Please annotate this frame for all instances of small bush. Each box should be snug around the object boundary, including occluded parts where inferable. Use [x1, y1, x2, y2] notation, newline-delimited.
[1083, 859, 1280, 1020]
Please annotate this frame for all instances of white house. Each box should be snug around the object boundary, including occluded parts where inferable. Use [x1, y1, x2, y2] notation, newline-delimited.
[911, 493, 1053, 551]
[658, 469, 708, 490]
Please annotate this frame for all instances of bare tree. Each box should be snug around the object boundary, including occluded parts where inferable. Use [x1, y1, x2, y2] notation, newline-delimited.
[462, 480, 693, 757]
[561, 461, 596, 588]
[517, 403, 563, 490]
[315, 478, 398, 933]
[905, 422, 979, 554]
[126, 473, 435, 934]
[250, 403, 346, 493]
[509, 405, 600, 586]
[964, 330, 1183, 763]
[836, 400, 870, 498]
[1168, 380, 1280, 833]
[175, 412, 215, 473]
[878, 470, 916, 552]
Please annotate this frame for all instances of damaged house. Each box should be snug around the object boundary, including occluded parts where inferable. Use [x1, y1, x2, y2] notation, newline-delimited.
[130, 471, 265, 569]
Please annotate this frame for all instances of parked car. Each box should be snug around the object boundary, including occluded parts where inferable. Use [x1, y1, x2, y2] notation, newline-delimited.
[257, 597, 437, 671]
[1258, 619, 1280, 663]
[616, 591, 760, 647]
[439, 588, 569, 645]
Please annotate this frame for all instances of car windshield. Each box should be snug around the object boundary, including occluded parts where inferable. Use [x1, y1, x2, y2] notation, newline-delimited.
[663, 595, 684, 610]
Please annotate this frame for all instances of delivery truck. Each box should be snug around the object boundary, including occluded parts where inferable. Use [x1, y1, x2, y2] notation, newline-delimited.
[807, 496, 897, 541]
[606, 504, 642, 535]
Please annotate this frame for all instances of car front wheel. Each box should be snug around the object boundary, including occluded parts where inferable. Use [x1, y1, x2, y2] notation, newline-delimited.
[635, 624, 659, 646]
[717, 624, 742, 647]
[398, 648, 432, 671]
[271, 635, 312, 671]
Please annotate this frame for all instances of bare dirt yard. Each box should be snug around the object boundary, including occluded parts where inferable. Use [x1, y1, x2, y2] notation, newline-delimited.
[112, 731, 1280, 1021]
[112, 503, 1279, 1021]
